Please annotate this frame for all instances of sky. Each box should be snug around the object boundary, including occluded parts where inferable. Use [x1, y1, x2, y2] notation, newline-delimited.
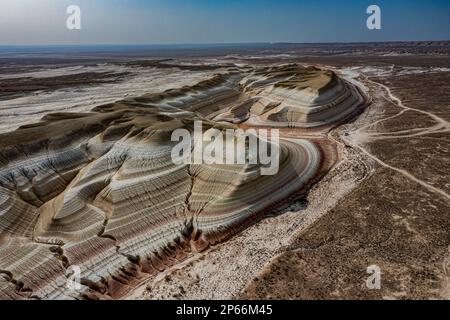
[0, 0, 449, 45]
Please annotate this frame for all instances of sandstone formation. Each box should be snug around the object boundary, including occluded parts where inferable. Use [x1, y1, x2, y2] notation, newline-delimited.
[0, 65, 365, 299]
[215, 65, 365, 128]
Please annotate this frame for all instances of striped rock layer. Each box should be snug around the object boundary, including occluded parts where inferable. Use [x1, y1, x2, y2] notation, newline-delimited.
[0, 65, 363, 299]
[215, 65, 365, 127]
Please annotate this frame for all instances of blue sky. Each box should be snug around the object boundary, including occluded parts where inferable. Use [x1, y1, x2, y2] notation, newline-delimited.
[0, 0, 449, 45]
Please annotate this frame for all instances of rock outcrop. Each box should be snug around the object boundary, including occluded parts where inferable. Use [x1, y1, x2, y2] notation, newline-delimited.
[216, 65, 365, 128]
[0, 65, 365, 299]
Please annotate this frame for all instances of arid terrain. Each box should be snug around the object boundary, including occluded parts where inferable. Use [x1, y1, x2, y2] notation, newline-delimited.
[0, 42, 448, 300]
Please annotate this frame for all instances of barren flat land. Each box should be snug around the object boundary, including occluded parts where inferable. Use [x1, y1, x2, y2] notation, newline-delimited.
[0, 42, 449, 300]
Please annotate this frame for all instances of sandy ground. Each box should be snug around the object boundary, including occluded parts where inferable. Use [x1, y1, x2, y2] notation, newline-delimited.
[0, 65, 211, 133]
[239, 64, 450, 300]
[131, 62, 449, 300]
[120, 67, 374, 300]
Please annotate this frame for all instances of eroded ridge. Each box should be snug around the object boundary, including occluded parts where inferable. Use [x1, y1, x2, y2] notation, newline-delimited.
[0, 65, 366, 299]
[215, 65, 365, 128]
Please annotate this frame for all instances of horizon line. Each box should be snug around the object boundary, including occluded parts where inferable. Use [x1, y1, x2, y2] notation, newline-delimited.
[1, 39, 449, 48]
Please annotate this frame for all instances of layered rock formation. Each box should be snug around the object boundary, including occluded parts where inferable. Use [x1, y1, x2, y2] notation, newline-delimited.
[0, 65, 364, 299]
[215, 65, 365, 128]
